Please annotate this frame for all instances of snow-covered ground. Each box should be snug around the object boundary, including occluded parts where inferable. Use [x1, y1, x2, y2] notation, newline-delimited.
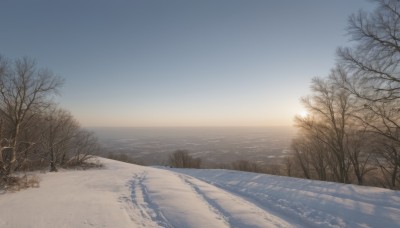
[171, 168, 400, 228]
[0, 158, 399, 228]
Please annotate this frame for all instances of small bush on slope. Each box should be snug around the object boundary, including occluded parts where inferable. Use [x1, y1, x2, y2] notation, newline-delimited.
[1, 174, 40, 192]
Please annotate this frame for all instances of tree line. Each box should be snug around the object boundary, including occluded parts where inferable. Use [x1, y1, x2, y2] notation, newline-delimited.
[290, 0, 400, 189]
[0, 56, 99, 189]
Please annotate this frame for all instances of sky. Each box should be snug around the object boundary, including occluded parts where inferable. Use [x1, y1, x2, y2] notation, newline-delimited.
[0, 0, 374, 127]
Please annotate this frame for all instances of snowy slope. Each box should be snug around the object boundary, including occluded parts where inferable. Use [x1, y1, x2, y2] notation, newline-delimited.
[171, 168, 400, 228]
[0, 158, 399, 228]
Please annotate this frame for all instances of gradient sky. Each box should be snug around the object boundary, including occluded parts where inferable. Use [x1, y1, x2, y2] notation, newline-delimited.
[0, 0, 374, 127]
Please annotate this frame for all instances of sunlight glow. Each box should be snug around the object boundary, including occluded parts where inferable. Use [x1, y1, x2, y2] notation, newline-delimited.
[298, 110, 309, 118]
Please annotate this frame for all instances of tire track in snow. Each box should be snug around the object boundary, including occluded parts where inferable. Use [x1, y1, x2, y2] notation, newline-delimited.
[177, 177, 231, 227]
[177, 174, 291, 228]
[142, 169, 230, 228]
[193, 176, 340, 228]
[180, 176, 236, 227]
[124, 171, 173, 228]
[175, 172, 349, 228]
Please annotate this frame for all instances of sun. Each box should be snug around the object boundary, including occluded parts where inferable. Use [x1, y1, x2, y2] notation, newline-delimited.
[298, 110, 309, 118]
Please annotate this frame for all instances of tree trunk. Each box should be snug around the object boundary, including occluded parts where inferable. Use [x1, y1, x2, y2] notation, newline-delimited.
[49, 148, 57, 172]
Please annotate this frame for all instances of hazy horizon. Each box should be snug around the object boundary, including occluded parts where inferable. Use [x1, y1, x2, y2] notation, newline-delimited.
[88, 125, 296, 138]
[86, 124, 296, 128]
[92, 126, 296, 166]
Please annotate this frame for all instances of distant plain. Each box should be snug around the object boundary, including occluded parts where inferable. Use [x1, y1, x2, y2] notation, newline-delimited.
[91, 126, 296, 166]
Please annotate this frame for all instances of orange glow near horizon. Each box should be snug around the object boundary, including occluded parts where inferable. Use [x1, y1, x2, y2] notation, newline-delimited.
[76, 108, 298, 128]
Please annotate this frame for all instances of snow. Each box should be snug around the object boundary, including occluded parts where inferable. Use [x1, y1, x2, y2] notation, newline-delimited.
[0, 158, 399, 228]
[171, 168, 400, 228]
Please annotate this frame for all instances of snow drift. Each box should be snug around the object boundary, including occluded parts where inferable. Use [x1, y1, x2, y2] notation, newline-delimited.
[0, 157, 399, 228]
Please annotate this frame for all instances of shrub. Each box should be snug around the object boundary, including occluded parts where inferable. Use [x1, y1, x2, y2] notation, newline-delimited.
[168, 150, 201, 168]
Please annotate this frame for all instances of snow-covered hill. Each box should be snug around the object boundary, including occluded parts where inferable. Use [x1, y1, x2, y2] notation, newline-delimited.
[0, 158, 399, 228]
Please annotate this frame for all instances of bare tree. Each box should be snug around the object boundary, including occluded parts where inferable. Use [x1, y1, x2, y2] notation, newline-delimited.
[345, 126, 376, 185]
[291, 136, 312, 179]
[39, 108, 79, 171]
[0, 56, 63, 174]
[371, 135, 400, 188]
[337, 0, 400, 102]
[0, 55, 101, 190]
[298, 77, 357, 183]
[289, 0, 400, 188]
[71, 130, 99, 166]
[291, 131, 329, 181]
[332, 0, 400, 188]
[293, 70, 379, 185]
[334, 0, 400, 145]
